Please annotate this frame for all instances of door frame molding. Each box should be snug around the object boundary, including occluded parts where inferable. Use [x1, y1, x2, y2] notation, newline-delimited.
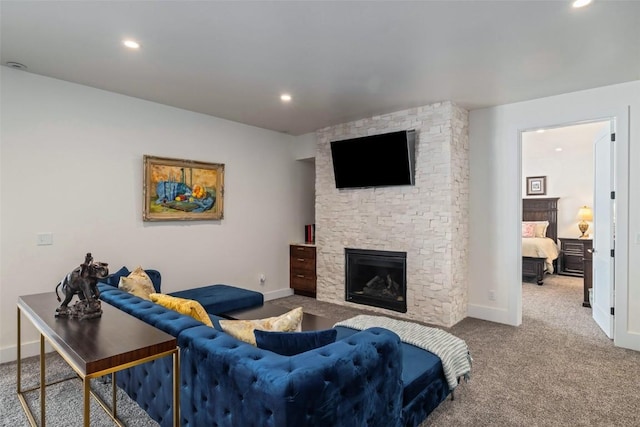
[517, 111, 630, 348]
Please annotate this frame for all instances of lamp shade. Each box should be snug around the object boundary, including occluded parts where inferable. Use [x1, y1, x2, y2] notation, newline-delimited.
[578, 206, 593, 221]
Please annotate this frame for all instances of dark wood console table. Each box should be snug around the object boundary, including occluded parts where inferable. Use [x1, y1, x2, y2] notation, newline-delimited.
[17, 293, 179, 427]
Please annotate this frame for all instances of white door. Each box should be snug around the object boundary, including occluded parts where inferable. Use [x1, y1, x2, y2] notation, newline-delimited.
[592, 124, 615, 338]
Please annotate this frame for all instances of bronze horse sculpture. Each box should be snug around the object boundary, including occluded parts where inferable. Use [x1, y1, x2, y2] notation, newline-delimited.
[55, 253, 109, 320]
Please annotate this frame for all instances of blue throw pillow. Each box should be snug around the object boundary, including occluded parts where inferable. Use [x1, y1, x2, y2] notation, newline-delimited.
[144, 269, 162, 293]
[100, 266, 130, 287]
[254, 329, 337, 356]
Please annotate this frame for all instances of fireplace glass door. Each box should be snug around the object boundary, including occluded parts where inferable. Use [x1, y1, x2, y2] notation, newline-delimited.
[345, 248, 407, 313]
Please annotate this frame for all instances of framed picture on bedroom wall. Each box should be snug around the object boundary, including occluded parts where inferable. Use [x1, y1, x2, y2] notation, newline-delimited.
[526, 176, 547, 196]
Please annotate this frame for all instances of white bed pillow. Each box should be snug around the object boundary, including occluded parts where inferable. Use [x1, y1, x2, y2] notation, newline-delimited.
[523, 221, 549, 238]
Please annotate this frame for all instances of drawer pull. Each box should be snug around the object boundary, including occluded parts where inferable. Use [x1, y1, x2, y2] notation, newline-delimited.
[297, 258, 305, 262]
[296, 274, 305, 278]
[587, 248, 594, 254]
[297, 247, 305, 251]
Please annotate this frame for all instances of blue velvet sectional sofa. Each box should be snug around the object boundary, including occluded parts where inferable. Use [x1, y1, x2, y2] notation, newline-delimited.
[97, 277, 450, 427]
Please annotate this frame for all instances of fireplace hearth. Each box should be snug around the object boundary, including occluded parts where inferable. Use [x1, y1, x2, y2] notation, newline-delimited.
[345, 248, 407, 313]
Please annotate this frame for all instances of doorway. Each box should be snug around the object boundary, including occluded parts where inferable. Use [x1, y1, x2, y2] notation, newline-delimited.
[520, 120, 611, 333]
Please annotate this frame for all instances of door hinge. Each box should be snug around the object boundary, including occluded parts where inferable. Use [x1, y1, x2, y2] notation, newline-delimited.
[611, 307, 615, 316]
[611, 249, 615, 257]
[611, 191, 615, 199]
[611, 133, 616, 142]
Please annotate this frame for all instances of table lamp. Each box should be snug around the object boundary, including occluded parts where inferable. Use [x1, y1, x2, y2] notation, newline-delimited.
[577, 206, 593, 238]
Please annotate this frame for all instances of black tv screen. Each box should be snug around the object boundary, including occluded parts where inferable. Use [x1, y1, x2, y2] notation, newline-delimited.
[330, 130, 416, 189]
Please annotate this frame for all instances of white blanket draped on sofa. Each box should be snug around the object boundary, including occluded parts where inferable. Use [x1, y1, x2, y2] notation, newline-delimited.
[334, 315, 472, 390]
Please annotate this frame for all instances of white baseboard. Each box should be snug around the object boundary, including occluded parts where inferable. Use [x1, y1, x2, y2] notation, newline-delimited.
[467, 303, 517, 326]
[1, 340, 53, 364]
[262, 287, 294, 301]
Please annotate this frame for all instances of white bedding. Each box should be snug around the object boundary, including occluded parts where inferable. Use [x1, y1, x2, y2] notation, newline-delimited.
[522, 237, 560, 273]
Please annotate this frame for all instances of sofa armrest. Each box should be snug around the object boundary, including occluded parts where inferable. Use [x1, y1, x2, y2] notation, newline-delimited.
[178, 325, 403, 427]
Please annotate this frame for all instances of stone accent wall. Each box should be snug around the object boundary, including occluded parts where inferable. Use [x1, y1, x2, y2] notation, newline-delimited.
[315, 102, 469, 327]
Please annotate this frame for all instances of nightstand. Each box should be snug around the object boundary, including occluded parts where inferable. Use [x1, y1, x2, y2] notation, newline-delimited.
[558, 237, 593, 307]
[558, 238, 592, 277]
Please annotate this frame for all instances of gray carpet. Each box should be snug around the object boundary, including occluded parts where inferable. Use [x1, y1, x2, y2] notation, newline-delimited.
[0, 354, 157, 426]
[2, 275, 639, 426]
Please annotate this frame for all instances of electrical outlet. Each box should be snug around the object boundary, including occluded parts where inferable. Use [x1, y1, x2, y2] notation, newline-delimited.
[488, 290, 496, 301]
[37, 232, 53, 246]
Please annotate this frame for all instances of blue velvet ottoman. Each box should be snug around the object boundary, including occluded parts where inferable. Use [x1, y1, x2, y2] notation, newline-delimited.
[168, 284, 264, 315]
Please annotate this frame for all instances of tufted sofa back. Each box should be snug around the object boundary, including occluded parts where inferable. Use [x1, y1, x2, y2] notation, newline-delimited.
[98, 283, 404, 427]
[179, 325, 403, 427]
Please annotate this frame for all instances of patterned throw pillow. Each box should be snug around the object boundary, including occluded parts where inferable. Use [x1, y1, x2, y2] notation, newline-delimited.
[219, 307, 303, 346]
[149, 293, 213, 327]
[118, 266, 155, 300]
[522, 222, 536, 238]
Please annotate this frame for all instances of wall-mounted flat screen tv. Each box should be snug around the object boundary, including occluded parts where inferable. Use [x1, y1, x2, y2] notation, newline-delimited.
[330, 130, 416, 189]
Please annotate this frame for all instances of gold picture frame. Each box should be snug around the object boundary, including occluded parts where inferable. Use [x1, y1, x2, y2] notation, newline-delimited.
[526, 176, 546, 196]
[143, 155, 224, 221]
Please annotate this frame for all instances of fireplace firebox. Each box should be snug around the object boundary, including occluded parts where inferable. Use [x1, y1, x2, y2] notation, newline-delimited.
[345, 248, 407, 313]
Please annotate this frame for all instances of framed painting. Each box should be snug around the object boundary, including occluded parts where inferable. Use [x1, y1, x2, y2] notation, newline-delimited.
[526, 176, 546, 196]
[143, 155, 224, 221]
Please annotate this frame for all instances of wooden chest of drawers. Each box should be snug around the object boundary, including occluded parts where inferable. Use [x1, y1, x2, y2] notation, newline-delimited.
[290, 244, 316, 297]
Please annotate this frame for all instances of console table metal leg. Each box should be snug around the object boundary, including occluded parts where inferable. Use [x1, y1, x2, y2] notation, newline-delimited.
[173, 349, 180, 427]
[16, 307, 21, 395]
[40, 334, 45, 427]
[112, 372, 117, 418]
[16, 308, 37, 427]
[83, 376, 90, 427]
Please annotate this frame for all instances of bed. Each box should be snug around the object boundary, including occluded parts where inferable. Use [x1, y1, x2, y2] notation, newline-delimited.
[522, 197, 560, 285]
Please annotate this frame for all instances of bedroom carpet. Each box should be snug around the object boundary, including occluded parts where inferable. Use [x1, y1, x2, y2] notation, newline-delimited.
[2, 274, 638, 426]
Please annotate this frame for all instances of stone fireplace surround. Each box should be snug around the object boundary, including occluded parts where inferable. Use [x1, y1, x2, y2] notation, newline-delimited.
[315, 102, 469, 327]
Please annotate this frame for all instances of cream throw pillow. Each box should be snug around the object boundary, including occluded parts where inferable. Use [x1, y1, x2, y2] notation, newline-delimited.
[219, 307, 303, 346]
[149, 293, 213, 327]
[118, 266, 155, 300]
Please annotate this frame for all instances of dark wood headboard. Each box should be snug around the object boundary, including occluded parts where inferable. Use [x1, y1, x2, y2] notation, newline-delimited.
[523, 197, 559, 242]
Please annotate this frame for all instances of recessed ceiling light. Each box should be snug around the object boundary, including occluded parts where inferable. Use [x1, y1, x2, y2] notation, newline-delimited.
[555, 147, 563, 152]
[280, 94, 292, 102]
[572, 0, 592, 8]
[123, 40, 141, 49]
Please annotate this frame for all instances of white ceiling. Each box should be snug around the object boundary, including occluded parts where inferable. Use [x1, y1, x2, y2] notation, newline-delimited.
[1, 1, 639, 135]
[522, 120, 609, 160]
